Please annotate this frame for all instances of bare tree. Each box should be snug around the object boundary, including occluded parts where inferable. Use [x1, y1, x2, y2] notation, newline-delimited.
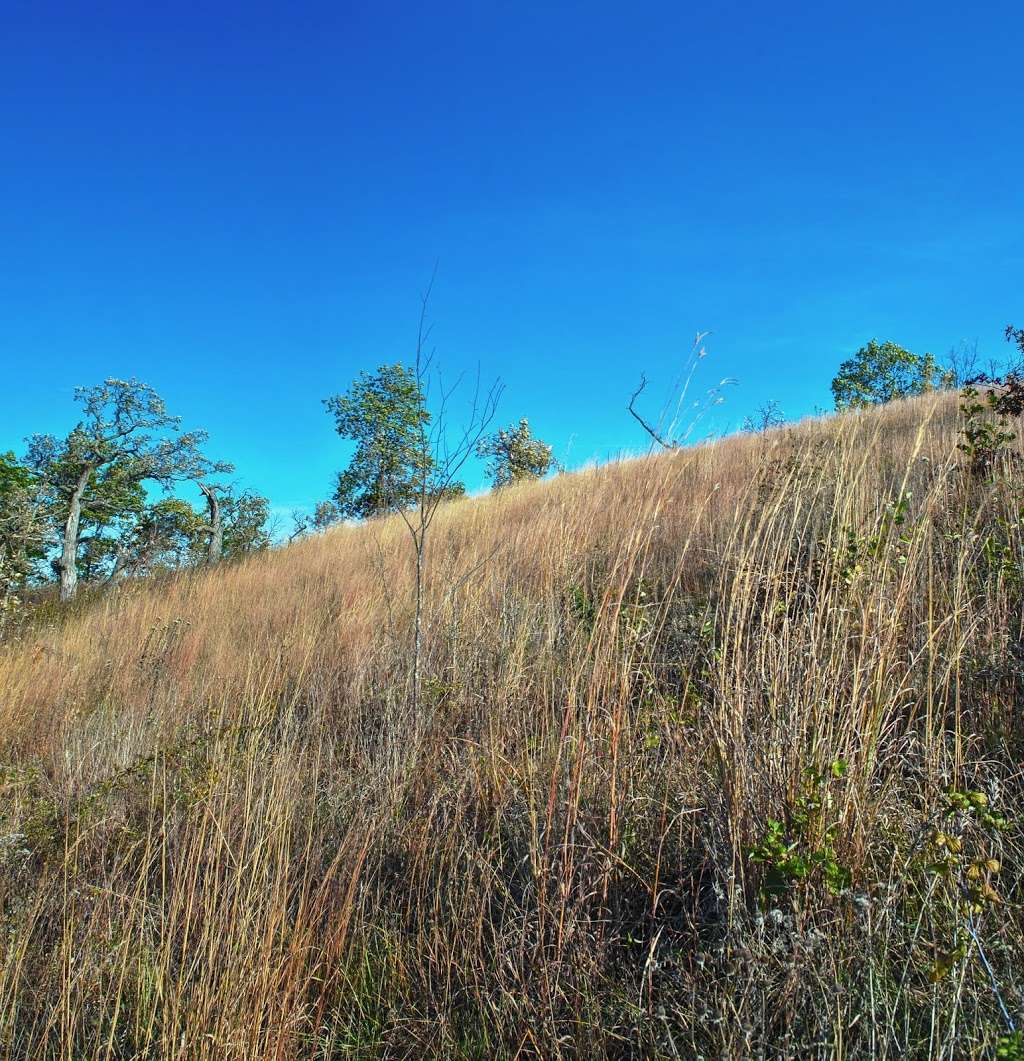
[1002, 324, 1024, 376]
[946, 333, 1024, 387]
[288, 511, 308, 544]
[946, 339, 982, 387]
[397, 275, 502, 716]
[742, 400, 785, 433]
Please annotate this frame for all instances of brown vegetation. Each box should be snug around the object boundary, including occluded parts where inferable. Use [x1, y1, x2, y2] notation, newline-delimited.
[0, 393, 1021, 1057]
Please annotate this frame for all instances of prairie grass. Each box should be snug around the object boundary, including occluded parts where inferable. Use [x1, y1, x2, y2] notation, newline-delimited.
[0, 393, 1021, 1058]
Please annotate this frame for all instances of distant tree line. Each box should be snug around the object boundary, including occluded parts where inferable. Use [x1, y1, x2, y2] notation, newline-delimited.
[829, 332, 1023, 411]
[6, 320, 1020, 625]
[0, 378, 270, 617]
[0, 356, 558, 625]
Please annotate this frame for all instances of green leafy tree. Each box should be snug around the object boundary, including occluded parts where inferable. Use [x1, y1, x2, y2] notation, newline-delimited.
[109, 486, 269, 578]
[109, 498, 206, 581]
[312, 500, 341, 529]
[323, 364, 437, 520]
[220, 490, 271, 559]
[182, 486, 270, 564]
[831, 340, 952, 410]
[73, 462, 148, 581]
[0, 452, 36, 507]
[477, 418, 554, 488]
[0, 452, 46, 622]
[428, 481, 467, 503]
[26, 378, 228, 600]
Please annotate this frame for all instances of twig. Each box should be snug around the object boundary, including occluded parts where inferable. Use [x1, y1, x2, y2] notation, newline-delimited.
[966, 910, 1016, 1033]
[628, 376, 677, 450]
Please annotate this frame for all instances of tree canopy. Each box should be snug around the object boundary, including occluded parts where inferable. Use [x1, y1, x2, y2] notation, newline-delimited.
[0, 452, 46, 619]
[324, 364, 438, 520]
[219, 490, 272, 559]
[831, 340, 952, 410]
[25, 379, 231, 600]
[477, 418, 554, 489]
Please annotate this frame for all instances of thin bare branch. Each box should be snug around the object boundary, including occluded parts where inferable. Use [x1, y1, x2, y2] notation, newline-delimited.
[628, 376, 677, 450]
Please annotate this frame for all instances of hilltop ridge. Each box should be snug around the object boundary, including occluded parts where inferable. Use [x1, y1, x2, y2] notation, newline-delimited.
[1, 391, 1021, 1058]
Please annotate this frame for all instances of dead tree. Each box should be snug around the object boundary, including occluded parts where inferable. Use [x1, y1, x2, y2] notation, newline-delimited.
[198, 482, 225, 565]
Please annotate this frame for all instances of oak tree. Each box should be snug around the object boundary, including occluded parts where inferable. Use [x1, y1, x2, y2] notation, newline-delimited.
[831, 340, 952, 410]
[26, 379, 228, 600]
[324, 364, 434, 520]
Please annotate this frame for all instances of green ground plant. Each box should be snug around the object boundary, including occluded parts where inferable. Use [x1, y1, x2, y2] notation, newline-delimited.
[750, 759, 852, 903]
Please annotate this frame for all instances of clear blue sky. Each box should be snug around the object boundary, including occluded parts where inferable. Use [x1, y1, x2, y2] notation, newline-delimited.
[2, 1, 1021, 518]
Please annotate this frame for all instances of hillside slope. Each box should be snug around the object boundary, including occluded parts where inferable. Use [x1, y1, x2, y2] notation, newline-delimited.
[1, 394, 1022, 1058]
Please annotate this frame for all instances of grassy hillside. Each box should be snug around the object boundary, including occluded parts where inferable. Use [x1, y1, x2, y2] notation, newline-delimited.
[1, 394, 1022, 1058]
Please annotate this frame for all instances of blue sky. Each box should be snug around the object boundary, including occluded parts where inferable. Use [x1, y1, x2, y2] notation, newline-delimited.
[2, 1, 1022, 519]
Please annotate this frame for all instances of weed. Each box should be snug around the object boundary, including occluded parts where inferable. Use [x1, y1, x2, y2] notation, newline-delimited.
[750, 759, 852, 904]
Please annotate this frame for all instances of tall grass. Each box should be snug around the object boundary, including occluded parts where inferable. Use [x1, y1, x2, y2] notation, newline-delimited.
[0, 393, 1021, 1057]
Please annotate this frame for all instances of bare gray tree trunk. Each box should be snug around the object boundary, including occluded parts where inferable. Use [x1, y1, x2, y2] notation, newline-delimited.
[200, 484, 223, 564]
[58, 468, 91, 602]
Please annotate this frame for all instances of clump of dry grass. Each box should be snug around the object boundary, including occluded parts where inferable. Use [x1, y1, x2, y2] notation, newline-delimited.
[0, 393, 1021, 1058]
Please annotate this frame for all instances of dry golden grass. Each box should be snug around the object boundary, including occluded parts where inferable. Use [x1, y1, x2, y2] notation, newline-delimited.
[0, 393, 1022, 1057]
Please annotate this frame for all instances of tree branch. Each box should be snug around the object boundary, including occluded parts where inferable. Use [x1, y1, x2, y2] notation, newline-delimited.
[628, 376, 677, 450]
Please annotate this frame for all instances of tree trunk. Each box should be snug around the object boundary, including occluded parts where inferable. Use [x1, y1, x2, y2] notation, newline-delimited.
[412, 532, 424, 715]
[201, 485, 223, 564]
[106, 551, 127, 585]
[107, 544, 129, 584]
[58, 468, 91, 602]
